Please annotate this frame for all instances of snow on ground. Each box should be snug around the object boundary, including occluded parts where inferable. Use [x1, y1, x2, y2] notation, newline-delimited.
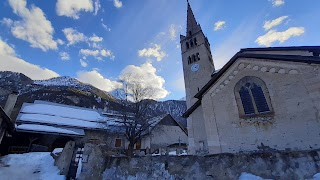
[238, 172, 272, 180]
[313, 173, 320, 180]
[0, 152, 65, 180]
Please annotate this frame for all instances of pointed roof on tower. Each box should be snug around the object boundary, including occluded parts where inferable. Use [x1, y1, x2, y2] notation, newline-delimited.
[186, 0, 200, 35]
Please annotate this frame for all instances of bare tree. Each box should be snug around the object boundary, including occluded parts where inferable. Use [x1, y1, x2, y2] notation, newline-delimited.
[116, 73, 157, 156]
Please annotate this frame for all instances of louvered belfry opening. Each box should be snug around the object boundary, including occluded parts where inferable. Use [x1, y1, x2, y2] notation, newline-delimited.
[235, 76, 272, 117]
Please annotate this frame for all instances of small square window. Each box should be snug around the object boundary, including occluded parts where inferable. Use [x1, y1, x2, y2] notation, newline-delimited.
[115, 138, 122, 148]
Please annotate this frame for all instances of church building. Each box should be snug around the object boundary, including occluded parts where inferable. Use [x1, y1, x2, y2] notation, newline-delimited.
[181, 1, 320, 154]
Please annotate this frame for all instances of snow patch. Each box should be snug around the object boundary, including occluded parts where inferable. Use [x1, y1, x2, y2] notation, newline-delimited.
[313, 173, 320, 180]
[0, 152, 65, 180]
[52, 148, 63, 156]
[238, 172, 272, 180]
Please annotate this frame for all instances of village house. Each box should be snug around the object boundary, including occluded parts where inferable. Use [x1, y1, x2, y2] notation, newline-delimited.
[181, 1, 320, 155]
[5, 100, 188, 155]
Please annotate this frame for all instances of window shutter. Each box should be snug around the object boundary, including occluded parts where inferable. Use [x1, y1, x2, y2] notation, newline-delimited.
[251, 85, 270, 113]
[239, 87, 255, 115]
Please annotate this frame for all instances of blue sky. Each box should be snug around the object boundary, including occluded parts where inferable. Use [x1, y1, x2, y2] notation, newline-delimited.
[0, 0, 319, 101]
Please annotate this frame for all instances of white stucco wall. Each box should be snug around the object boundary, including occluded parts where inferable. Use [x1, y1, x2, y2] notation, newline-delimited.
[200, 58, 320, 154]
[144, 125, 188, 149]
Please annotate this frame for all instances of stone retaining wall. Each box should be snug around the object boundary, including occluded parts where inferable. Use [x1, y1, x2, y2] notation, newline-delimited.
[100, 150, 320, 180]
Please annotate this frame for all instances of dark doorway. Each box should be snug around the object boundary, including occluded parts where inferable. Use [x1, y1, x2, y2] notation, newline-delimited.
[51, 136, 74, 151]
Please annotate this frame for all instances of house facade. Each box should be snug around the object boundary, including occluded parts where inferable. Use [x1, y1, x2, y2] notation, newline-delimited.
[11, 100, 187, 155]
[181, 2, 320, 155]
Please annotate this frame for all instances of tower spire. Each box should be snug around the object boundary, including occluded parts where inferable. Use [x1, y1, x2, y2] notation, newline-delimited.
[186, 0, 199, 35]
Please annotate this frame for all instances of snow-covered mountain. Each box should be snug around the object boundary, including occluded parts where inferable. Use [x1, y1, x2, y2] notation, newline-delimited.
[34, 76, 91, 90]
[0, 71, 187, 127]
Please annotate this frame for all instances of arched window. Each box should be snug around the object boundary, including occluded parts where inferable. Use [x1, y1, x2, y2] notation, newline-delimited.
[194, 38, 198, 46]
[188, 56, 191, 64]
[186, 42, 190, 49]
[189, 31, 192, 36]
[234, 76, 272, 117]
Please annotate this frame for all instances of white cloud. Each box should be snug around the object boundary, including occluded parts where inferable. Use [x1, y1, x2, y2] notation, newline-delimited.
[56, 39, 65, 45]
[0, 38, 59, 80]
[89, 35, 103, 42]
[214, 21, 226, 31]
[100, 49, 111, 57]
[113, 0, 123, 8]
[6, 0, 57, 51]
[79, 49, 99, 57]
[59, 52, 70, 61]
[63, 28, 86, 45]
[263, 16, 288, 30]
[256, 27, 305, 47]
[93, 0, 101, 16]
[80, 59, 88, 67]
[138, 44, 166, 61]
[63, 28, 103, 46]
[56, 0, 94, 19]
[1, 18, 13, 27]
[269, 0, 285, 7]
[0, 38, 16, 56]
[119, 62, 169, 100]
[77, 69, 122, 92]
[79, 48, 115, 60]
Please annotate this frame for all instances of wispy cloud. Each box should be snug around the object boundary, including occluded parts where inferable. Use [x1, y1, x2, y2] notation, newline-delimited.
[169, 24, 182, 41]
[80, 59, 88, 67]
[269, 0, 285, 7]
[138, 44, 166, 61]
[94, 0, 101, 15]
[102, 23, 111, 32]
[79, 48, 115, 60]
[59, 52, 70, 61]
[256, 27, 305, 46]
[113, 0, 123, 8]
[63, 28, 86, 45]
[62, 28, 104, 45]
[214, 21, 226, 31]
[263, 16, 288, 30]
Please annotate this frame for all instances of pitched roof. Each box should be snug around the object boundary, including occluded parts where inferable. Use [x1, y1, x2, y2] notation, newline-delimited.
[16, 101, 124, 136]
[183, 46, 320, 118]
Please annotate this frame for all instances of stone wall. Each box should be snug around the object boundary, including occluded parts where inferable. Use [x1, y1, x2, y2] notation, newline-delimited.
[101, 150, 320, 180]
[55, 141, 75, 176]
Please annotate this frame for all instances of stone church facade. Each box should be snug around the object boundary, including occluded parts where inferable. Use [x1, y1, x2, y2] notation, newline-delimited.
[181, 2, 320, 154]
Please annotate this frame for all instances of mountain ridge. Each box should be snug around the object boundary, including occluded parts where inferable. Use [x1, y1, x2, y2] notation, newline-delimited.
[0, 71, 187, 127]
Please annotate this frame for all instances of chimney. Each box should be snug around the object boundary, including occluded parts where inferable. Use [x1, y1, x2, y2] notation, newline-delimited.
[4, 91, 19, 117]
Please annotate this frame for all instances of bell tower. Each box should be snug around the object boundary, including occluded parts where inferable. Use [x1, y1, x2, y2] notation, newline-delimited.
[180, 0, 215, 108]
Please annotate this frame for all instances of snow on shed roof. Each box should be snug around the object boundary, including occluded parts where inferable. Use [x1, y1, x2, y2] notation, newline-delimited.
[16, 101, 127, 136]
[20, 102, 103, 122]
[16, 124, 85, 137]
